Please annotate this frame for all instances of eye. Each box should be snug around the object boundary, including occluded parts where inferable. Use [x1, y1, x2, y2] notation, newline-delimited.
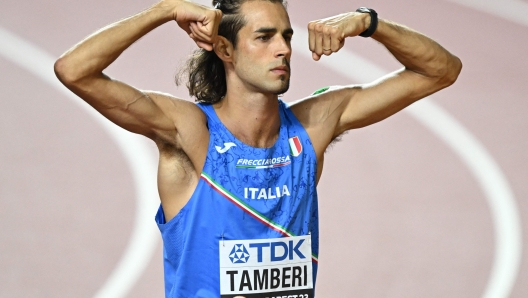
[257, 35, 271, 41]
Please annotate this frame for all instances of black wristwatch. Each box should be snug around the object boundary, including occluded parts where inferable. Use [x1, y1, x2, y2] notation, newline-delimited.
[356, 7, 378, 38]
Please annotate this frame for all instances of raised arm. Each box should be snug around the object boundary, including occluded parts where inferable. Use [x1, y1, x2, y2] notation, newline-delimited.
[295, 9, 462, 155]
[54, 0, 221, 140]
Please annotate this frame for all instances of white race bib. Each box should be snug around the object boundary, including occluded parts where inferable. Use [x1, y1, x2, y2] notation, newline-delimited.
[219, 235, 313, 298]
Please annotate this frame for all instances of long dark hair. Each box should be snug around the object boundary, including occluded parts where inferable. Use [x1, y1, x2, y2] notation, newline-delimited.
[176, 0, 286, 104]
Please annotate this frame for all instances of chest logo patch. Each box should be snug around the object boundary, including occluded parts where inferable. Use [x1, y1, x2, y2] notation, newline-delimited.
[236, 156, 291, 169]
[216, 142, 237, 154]
[288, 136, 303, 157]
[244, 185, 290, 200]
[229, 244, 250, 264]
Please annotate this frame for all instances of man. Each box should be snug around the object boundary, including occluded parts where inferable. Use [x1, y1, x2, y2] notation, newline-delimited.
[54, 0, 461, 297]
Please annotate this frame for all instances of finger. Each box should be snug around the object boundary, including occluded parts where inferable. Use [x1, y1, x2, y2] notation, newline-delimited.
[189, 23, 196, 37]
[197, 20, 220, 45]
[190, 22, 212, 43]
[330, 28, 343, 52]
[308, 21, 316, 52]
[312, 51, 321, 61]
[198, 10, 221, 42]
[178, 20, 192, 36]
[189, 24, 203, 44]
[189, 24, 213, 51]
[314, 23, 324, 57]
[322, 26, 332, 56]
[188, 27, 200, 45]
[196, 40, 214, 51]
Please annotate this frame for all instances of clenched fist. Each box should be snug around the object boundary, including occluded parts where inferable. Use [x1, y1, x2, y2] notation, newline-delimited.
[307, 11, 371, 61]
[166, 0, 223, 50]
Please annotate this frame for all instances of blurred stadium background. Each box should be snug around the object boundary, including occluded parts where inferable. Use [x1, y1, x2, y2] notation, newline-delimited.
[1, 0, 528, 297]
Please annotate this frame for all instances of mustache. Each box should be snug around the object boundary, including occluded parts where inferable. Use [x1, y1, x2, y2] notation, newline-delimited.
[272, 58, 290, 71]
[283, 58, 290, 69]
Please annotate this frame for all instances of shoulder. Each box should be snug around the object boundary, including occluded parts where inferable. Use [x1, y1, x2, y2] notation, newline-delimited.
[145, 91, 209, 146]
[288, 85, 360, 129]
[146, 91, 207, 121]
[287, 85, 362, 157]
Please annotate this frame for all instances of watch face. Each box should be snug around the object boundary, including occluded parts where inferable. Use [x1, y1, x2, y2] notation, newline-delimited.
[356, 7, 376, 14]
[356, 7, 369, 13]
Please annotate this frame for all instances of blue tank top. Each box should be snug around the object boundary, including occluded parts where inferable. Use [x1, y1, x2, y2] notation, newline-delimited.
[155, 100, 319, 298]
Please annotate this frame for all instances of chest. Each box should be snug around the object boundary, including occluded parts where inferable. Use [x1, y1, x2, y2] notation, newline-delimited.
[203, 131, 314, 203]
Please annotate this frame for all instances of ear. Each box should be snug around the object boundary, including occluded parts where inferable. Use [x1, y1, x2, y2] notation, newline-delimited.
[214, 36, 234, 63]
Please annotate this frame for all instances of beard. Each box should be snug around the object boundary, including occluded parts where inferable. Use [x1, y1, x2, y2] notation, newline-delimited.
[274, 58, 291, 95]
[274, 75, 290, 95]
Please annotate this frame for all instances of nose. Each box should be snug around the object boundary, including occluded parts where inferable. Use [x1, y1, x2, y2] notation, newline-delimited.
[275, 35, 292, 58]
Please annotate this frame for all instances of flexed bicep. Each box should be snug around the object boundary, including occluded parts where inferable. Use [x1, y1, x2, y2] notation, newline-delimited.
[308, 11, 461, 137]
[337, 68, 444, 133]
[54, 0, 221, 141]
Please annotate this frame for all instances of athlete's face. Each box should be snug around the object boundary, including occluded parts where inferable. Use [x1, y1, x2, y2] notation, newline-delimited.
[233, 1, 292, 95]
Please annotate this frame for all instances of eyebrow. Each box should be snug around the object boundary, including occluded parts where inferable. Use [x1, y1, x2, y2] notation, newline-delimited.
[254, 27, 294, 35]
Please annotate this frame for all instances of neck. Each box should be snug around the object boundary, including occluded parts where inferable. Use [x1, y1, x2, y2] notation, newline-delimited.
[214, 91, 281, 148]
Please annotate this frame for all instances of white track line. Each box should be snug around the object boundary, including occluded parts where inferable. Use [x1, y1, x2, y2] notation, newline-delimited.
[444, 0, 528, 28]
[0, 27, 160, 298]
[290, 24, 522, 298]
[437, 2, 528, 296]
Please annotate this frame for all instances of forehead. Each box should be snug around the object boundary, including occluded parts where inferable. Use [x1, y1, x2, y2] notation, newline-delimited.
[239, 1, 291, 32]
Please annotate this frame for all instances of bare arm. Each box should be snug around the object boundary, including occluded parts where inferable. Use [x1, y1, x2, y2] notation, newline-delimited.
[338, 17, 462, 133]
[298, 10, 462, 148]
[54, 0, 221, 140]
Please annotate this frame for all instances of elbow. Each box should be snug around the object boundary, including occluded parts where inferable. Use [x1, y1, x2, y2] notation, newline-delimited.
[54, 56, 84, 87]
[440, 54, 462, 87]
[54, 57, 72, 85]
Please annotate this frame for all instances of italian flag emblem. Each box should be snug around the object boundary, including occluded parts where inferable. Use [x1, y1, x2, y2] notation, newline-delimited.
[288, 136, 303, 157]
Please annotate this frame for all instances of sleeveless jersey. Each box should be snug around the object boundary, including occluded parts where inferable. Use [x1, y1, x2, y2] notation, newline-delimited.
[155, 100, 319, 298]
